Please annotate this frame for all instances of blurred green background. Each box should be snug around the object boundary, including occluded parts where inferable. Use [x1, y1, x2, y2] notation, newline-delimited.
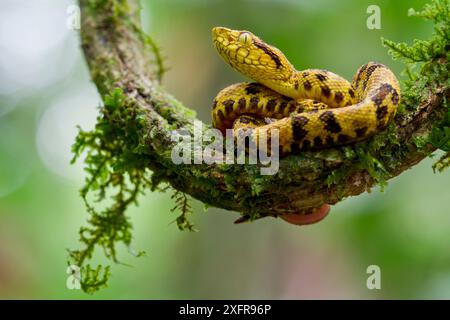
[1, 0, 449, 299]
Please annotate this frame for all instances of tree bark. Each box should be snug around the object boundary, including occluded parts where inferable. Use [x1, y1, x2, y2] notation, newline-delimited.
[79, 0, 448, 220]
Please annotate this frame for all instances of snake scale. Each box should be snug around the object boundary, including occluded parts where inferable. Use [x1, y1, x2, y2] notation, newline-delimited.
[211, 27, 401, 154]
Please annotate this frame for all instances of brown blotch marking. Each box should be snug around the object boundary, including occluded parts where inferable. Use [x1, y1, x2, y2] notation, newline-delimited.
[249, 97, 260, 109]
[348, 88, 355, 99]
[354, 63, 369, 89]
[316, 73, 327, 82]
[245, 83, 262, 95]
[222, 99, 235, 114]
[313, 136, 323, 147]
[337, 134, 351, 144]
[391, 89, 400, 105]
[212, 99, 218, 109]
[302, 71, 309, 78]
[362, 63, 385, 92]
[292, 115, 309, 142]
[288, 102, 297, 114]
[355, 126, 368, 138]
[319, 111, 342, 133]
[238, 117, 250, 124]
[372, 83, 393, 107]
[294, 79, 299, 90]
[334, 92, 344, 104]
[303, 80, 312, 91]
[321, 85, 331, 98]
[377, 121, 388, 131]
[266, 99, 277, 113]
[237, 98, 246, 111]
[372, 95, 383, 107]
[253, 41, 282, 68]
[217, 109, 225, 121]
[376, 105, 388, 121]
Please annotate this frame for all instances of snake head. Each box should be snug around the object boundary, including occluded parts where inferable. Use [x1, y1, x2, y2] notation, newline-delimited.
[212, 27, 294, 83]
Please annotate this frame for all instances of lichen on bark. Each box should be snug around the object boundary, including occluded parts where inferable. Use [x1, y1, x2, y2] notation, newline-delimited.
[71, 0, 449, 293]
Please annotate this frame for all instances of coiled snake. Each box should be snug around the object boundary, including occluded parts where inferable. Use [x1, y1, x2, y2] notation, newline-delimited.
[211, 27, 401, 225]
[211, 27, 401, 154]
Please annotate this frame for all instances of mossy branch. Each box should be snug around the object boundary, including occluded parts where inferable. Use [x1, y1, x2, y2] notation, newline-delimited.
[71, 0, 449, 293]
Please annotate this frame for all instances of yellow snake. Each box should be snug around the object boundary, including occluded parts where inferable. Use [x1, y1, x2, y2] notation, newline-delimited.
[211, 27, 401, 154]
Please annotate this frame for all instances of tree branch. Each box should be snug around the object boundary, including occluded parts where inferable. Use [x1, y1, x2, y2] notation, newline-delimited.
[79, 0, 449, 220]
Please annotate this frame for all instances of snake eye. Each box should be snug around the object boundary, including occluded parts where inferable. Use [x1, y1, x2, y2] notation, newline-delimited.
[238, 32, 252, 46]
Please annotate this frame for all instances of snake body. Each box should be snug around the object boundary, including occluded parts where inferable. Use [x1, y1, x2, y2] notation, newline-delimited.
[211, 27, 401, 153]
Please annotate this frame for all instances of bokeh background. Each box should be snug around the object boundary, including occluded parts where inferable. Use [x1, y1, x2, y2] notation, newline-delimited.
[1, 0, 449, 299]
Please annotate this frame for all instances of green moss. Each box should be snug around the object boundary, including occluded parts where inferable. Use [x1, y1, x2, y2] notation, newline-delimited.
[384, 0, 450, 168]
[86, 0, 109, 13]
[433, 152, 450, 171]
[72, 0, 450, 294]
[127, 21, 168, 83]
[86, 0, 130, 22]
[171, 191, 196, 231]
[383, 0, 449, 158]
[322, 0, 450, 194]
[69, 87, 160, 293]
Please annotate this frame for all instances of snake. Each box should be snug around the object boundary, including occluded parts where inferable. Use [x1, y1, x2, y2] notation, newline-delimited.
[211, 27, 401, 154]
